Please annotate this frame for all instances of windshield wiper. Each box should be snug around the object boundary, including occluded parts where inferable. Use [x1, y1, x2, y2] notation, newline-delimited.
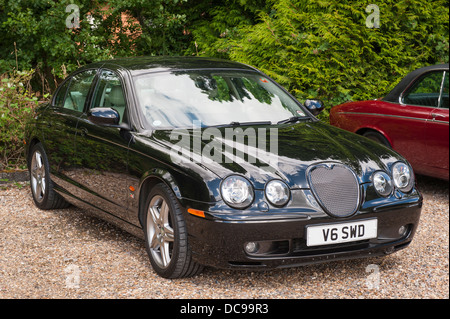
[277, 116, 311, 124]
[210, 121, 272, 128]
[229, 121, 272, 126]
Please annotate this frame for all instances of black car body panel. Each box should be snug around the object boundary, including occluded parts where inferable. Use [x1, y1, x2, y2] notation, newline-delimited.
[25, 57, 423, 275]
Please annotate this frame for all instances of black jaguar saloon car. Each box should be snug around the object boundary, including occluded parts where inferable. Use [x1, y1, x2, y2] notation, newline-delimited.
[26, 57, 422, 278]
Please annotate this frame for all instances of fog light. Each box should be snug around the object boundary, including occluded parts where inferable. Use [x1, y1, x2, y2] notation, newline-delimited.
[244, 242, 259, 254]
[398, 225, 408, 236]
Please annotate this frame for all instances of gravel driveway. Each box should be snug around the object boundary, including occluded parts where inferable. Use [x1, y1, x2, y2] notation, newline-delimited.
[0, 175, 448, 299]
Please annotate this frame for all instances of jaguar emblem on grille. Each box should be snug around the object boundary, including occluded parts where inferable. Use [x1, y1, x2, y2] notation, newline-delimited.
[322, 163, 336, 170]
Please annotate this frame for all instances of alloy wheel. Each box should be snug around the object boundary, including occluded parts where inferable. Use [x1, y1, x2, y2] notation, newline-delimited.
[146, 195, 175, 269]
[30, 150, 46, 203]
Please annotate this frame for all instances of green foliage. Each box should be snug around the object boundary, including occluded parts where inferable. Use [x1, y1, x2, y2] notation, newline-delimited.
[189, 0, 449, 120]
[0, 0, 448, 168]
[2, 0, 446, 107]
[0, 0, 196, 82]
[181, 0, 275, 58]
[104, 0, 191, 56]
[0, 70, 40, 169]
[0, 0, 115, 82]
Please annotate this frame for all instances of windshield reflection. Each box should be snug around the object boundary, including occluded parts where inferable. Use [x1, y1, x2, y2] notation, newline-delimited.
[133, 71, 308, 129]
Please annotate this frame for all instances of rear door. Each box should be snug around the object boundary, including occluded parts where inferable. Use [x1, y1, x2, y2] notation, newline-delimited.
[43, 69, 97, 193]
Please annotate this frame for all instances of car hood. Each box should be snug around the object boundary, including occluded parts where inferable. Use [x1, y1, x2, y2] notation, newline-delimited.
[146, 121, 404, 189]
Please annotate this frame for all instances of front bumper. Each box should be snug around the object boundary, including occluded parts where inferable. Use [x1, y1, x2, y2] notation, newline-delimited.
[184, 190, 422, 270]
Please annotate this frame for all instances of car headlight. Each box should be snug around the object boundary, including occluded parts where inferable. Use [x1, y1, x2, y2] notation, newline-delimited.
[221, 175, 254, 209]
[265, 180, 290, 207]
[372, 171, 393, 197]
[392, 162, 414, 193]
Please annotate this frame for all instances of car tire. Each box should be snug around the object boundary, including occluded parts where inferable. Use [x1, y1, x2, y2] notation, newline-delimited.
[362, 131, 392, 148]
[29, 143, 70, 210]
[143, 183, 203, 279]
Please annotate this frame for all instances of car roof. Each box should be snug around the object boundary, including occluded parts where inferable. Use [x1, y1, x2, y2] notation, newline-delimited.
[81, 56, 258, 76]
[383, 63, 449, 103]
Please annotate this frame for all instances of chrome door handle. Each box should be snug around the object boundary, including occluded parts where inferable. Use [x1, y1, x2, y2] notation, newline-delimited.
[431, 113, 448, 123]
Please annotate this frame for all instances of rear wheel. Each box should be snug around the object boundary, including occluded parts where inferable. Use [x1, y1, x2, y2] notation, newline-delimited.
[143, 183, 203, 278]
[29, 143, 70, 210]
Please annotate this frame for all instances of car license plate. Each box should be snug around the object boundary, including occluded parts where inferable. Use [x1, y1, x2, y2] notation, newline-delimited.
[306, 219, 377, 247]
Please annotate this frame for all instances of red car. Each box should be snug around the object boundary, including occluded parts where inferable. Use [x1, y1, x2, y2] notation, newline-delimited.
[330, 64, 449, 180]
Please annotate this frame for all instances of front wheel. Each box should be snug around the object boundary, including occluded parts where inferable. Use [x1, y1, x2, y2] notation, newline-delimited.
[143, 183, 203, 278]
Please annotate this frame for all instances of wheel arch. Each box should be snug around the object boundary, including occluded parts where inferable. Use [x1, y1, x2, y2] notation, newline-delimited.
[355, 127, 393, 147]
[26, 138, 42, 167]
[137, 172, 183, 229]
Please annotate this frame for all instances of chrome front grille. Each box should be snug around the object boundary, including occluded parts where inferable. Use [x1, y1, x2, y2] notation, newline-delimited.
[308, 163, 360, 218]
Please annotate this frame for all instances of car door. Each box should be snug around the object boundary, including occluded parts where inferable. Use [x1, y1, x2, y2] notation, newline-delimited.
[425, 71, 449, 178]
[72, 68, 135, 224]
[42, 69, 97, 193]
[399, 70, 444, 172]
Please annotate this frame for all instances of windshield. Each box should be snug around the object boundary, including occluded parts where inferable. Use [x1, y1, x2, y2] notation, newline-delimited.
[133, 70, 309, 129]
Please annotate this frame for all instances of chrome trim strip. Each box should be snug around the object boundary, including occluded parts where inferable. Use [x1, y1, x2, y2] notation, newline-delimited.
[438, 71, 446, 108]
[337, 112, 448, 124]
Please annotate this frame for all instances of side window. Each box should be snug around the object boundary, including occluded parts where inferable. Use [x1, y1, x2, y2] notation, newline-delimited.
[402, 71, 444, 107]
[91, 69, 127, 124]
[53, 79, 71, 108]
[440, 72, 449, 109]
[63, 70, 96, 112]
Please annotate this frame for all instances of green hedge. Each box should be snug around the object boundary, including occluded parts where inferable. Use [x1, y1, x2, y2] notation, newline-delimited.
[0, 0, 448, 168]
[187, 0, 449, 119]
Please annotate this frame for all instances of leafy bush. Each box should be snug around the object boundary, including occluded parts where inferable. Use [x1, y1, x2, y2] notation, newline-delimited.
[188, 0, 449, 120]
[0, 70, 40, 169]
[0, 0, 189, 81]
[0, 1, 448, 170]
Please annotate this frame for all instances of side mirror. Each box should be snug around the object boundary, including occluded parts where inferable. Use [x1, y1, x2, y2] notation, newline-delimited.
[88, 107, 120, 126]
[304, 99, 325, 116]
